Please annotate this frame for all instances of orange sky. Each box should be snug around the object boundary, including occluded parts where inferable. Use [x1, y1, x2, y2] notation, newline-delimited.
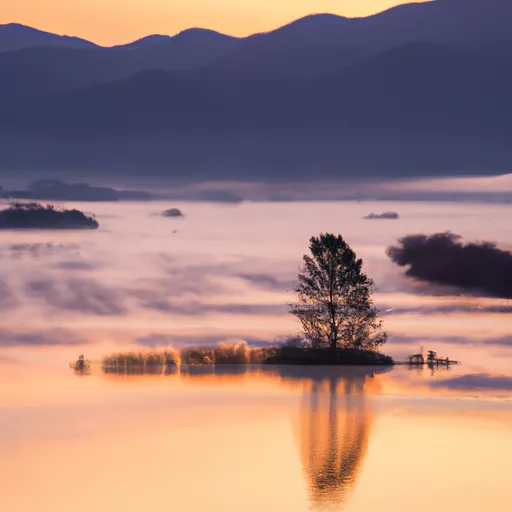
[1, 0, 429, 46]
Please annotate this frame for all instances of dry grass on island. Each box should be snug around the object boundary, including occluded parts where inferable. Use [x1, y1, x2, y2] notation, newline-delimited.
[101, 342, 277, 370]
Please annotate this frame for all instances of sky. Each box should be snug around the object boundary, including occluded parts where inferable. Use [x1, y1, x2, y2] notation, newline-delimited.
[1, 0, 429, 46]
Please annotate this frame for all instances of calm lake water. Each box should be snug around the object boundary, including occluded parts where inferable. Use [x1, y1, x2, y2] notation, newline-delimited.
[0, 199, 511, 511]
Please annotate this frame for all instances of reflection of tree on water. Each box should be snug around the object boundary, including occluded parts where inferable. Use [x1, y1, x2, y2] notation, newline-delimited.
[96, 361, 383, 508]
[276, 367, 385, 510]
[102, 364, 178, 376]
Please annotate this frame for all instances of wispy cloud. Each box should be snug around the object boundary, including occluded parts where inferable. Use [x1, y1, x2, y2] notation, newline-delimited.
[0, 328, 87, 347]
[388, 333, 512, 348]
[136, 333, 274, 349]
[0, 278, 18, 310]
[431, 373, 512, 391]
[380, 304, 512, 316]
[26, 278, 126, 316]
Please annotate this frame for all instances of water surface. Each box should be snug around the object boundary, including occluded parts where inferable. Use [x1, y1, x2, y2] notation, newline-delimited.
[1, 199, 511, 510]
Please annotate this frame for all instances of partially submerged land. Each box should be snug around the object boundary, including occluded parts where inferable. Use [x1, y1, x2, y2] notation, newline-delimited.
[265, 347, 394, 365]
[161, 208, 184, 217]
[0, 201, 99, 229]
[74, 233, 399, 370]
[94, 344, 393, 373]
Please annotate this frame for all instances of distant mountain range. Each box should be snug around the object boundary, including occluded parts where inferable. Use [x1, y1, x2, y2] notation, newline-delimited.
[0, 23, 97, 53]
[0, 0, 511, 179]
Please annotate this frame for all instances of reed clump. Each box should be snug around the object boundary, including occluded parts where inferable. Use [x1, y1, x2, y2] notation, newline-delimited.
[101, 342, 277, 368]
[102, 350, 180, 368]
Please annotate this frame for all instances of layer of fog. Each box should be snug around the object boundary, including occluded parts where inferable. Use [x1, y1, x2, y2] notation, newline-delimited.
[0, 199, 511, 372]
[3, 173, 512, 204]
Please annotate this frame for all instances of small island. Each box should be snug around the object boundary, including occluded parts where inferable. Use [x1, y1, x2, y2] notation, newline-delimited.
[264, 233, 393, 366]
[0, 201, 99, 229]
[161, 208, 184, 217]
[264, 347, 393, 365]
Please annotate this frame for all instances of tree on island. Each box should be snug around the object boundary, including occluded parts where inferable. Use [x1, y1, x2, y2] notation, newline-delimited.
[290, 233, 387, 351]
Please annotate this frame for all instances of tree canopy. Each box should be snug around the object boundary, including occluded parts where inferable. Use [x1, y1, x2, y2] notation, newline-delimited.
[290, 233, 387, 351]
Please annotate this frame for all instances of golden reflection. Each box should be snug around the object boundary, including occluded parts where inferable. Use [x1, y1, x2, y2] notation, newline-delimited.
[97, 363, 383, 510]
[274, 367, 381, 510]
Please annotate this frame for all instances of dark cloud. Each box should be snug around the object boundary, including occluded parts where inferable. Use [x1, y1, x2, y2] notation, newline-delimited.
[431, 373, 512, 391]
[387, 232, 512, 299]
[0, 328, 87, 347]
[26, 278, 126, 316]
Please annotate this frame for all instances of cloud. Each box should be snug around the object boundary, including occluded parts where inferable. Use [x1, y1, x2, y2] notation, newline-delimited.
[387, 232, 512, 298]
[26, 278, 126, 316]
[145, 257, 291, 296]
[379, 303, 512, 316]
[431, 373, 512, 391]
[140, 299, 287, 316]
[2, 250, 292, 320]
[236, 272, 295, 292]
[54, 260, 98, 271]
[195, 190, 243, 203]
[5, 179, 156, 202]
[8, 242, 80, 259]
[0, 328, 87, 347]
[153, 257, 233, 296]
[364, 212, 399, 220]
[136, 333, 274, 349]
[388, 333, 512, 348]
[0, 279, 18, 309]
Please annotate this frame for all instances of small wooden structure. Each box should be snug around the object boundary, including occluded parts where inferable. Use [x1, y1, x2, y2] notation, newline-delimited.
[409, 353, 425, 365]
[408, 349, 458, 367]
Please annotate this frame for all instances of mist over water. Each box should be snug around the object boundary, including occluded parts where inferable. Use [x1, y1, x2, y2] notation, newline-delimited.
[1, 197, 512, 511]
[0, 198, 511, 369]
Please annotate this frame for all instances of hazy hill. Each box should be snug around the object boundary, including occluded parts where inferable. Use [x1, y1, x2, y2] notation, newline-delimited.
[0, 0, 511, 177]
[0, 29, 239, 106]
[6, 41, 510, 134]
[2, 40, 511, 178]
[114, 34, 172, 49]
[188, 0, 512, 78]
[0, 23, 96, 53]
[2, 0, 512, 106]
